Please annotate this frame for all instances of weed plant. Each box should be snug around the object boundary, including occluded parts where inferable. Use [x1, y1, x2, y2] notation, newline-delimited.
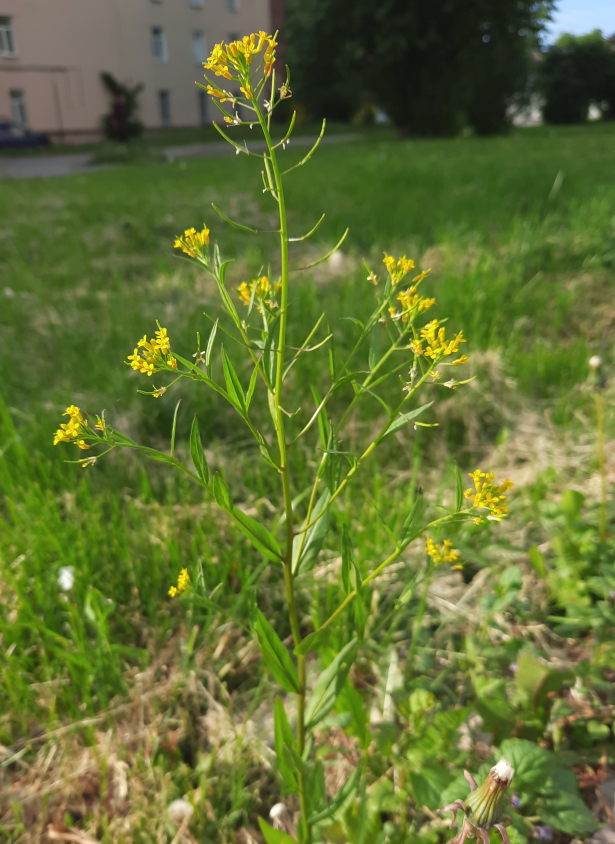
[1, 42, 615, 844]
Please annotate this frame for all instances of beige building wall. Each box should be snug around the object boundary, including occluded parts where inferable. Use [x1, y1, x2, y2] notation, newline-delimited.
[0, 0, 271, 138]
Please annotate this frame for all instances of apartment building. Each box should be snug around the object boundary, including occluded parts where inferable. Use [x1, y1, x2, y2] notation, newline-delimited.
[0, 0, 271, 139]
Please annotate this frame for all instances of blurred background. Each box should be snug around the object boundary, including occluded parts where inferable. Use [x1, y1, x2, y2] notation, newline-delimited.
[1, 2, 615, 844]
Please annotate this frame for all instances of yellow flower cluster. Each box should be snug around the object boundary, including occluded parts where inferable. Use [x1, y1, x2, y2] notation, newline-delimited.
[426, 538, 461, 567]
[465, 470, 514, 521]
[390, 284, 436, 324]
[204, 31, 277, 80]
[383, 253, 416, 286]
[174, 225, 210, 258]
[127, 325, 177, 376]
[410, 320, 469, 364]
[53, 405, 90, 449]
[168, 567, 190, 598]
[237, 275, 281, 309]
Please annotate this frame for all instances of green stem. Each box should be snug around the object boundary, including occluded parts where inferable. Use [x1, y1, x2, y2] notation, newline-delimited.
[255, 98, 312, 844]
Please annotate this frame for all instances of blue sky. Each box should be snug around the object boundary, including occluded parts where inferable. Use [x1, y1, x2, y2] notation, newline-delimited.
[546, 0, 615, 41]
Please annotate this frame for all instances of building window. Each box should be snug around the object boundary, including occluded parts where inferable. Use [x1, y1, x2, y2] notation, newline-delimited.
[227, 0, 240, 13]
[193, 30, 206, 64]
[151, 27, 168, 62]
[228, 32, 240, 44]
[10, 89, 28, 128]
[198, 90, 208, 124]
[189, 0, 203, 6]
[0, 15, 17, 57]
[158, 90, 171, 126]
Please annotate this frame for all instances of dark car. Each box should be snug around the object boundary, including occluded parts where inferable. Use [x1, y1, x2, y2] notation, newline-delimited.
[0, 120, 50, 150]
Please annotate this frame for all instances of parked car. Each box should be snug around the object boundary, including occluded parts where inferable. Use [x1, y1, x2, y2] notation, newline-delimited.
[0, 120, 50, 150]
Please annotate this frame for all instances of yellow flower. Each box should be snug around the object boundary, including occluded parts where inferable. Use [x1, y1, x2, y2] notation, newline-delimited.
[237, 275, 271, 307]
[426, 537, 461, 566]
[382, 253, 417, 285]
[465, 470, 514, 520]
[396, 287, 436, 323]
[54, 406, 88, 446]
[452, 354, 469, 366]
[127, 323, 175, 377]
[418, 320, 467, 361]
[204, 32, 277, 81]
[174, 225, 210, 258]
[367, 271, 379, 285]
[169, 568, 190, 598]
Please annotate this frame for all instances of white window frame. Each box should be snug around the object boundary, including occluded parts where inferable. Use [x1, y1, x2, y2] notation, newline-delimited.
[151, 26, 168, 63]
[9, 89, 28, 128]
[0, 15, 17, 58]
[192, 30, 206, 64]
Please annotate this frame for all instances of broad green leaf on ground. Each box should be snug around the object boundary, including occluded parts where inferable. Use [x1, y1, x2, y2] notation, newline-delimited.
[408, 764, 455, 810]
[497, 739, 551, 788]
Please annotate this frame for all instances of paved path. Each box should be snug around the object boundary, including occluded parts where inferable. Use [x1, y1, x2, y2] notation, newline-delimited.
[0, 133, 360, 180]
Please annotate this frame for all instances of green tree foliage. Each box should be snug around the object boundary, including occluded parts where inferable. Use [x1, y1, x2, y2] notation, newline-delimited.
[284, 0, 554, 135]
[541, 30, 615, 124]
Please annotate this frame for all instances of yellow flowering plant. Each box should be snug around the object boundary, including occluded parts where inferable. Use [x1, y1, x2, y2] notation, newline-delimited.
[53, 33, 514, 844]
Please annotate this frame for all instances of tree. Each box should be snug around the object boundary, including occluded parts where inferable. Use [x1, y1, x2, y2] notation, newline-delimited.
[541, 31, 615, 125]
[284, 0, 554, 135]
[100, 72, 144, 142]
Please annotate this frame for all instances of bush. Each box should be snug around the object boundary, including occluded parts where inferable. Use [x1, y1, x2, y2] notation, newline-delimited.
[541, 31, 615, 124]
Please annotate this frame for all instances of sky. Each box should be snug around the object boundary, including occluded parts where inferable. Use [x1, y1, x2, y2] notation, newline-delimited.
[546, 0, 615, 42]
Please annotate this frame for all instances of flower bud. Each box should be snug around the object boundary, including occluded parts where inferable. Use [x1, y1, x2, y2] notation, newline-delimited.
[463, 759, 514, 831]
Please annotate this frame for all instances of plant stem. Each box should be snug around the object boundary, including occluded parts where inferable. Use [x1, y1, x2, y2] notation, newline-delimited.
[256, 101, 311, 844]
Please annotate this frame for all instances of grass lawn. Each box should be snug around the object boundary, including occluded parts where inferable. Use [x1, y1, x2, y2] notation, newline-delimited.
[0, 121, 614, 843]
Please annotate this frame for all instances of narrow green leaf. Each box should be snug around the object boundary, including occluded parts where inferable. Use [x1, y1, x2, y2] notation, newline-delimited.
[284, 741, 311, 776]
[274, 697, 297, 791]
[383, 402, 434, 439]
[327, 322, 336, 380]
[294, 628, 326, 656]
[258, 818, 296, 844]
[454, 464, 464, 513]
[399, 493, 425, 549]
[205, 318, 218, 376]
[221, 347, 246, 413]
[255, 609, 300, 693]
[212, 473, 232, 511]
[292, 489, 331, 575]
[308, 762, 362, 825]
[310, 385, 329, 450]
[305, 639, 358, 729]
[218, 258, 233, 288]
[170, 400, 181, 459]
[231, 506, 283, 562]
[246, 364, 259, 410]
[325, 425, 341, 494]
[189, 415, 209, 484]
[341, 524, 352, 595]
